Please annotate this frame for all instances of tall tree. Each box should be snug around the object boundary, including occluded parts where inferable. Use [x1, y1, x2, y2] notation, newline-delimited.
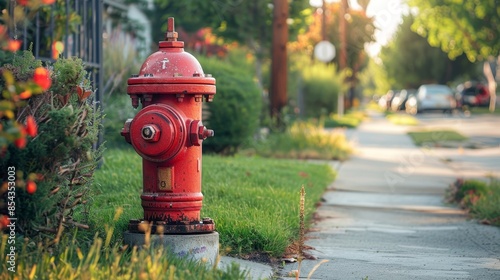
[380, 15, 478, 89]
[408, 0, 500, 111]
[327, 3, 375, 108]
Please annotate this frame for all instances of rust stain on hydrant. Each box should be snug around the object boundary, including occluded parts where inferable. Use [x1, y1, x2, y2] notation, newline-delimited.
[121, 17, 215, 234]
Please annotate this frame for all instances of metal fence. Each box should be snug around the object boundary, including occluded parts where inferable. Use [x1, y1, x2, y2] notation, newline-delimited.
[8, 0, 104, 147]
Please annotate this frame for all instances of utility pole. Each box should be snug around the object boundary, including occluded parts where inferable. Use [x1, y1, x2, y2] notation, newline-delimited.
[337, 0, 348, 116]
[339, 0, 348, 71]
[322, 0, 327, 41]
[270, 0, 289, 127]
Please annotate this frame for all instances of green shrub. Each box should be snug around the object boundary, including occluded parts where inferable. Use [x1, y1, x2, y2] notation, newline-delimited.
[446, 179, 500, 225]
[0, 51, 103, 244]
[455, 180, 489, 202]
[300, 62, 343, 118]
[469, 180, 500, 225]
[197, 55, 262, 155]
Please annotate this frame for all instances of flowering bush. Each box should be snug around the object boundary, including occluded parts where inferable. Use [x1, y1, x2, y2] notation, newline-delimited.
[1, 51, 103, 244]
[0, 0, 102, 245]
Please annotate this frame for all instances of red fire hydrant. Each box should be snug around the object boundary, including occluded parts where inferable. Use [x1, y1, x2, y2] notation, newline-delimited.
[121, 17, 215, 235]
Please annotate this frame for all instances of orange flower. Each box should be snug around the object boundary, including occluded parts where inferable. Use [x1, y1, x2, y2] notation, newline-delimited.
[51, 41, 64, 59]
[0, 215, 9, 229]
[14, 136, 26, 148]
[26, 180, 37, 194]
[17, 0, 29, 6]
[33, 67, 51, 91]
[6, 39, 21, 52]
[25, 115, 38, 137]
[14, 126, 27, 148]
[19, 90, 32, 99]
[42, 0, 56, 4]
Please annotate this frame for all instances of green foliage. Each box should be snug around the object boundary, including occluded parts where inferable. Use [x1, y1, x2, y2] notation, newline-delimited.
[408, 0, 500, 62]
[89, 149, 335, 257]
[51, 57, 92, 96]
[154, 0, 310, 49]
[197, 55, 262, 155]
[325, 5, 375, 71]
[254, 120, 353, 161]
[357, 58, 392, 97]
[469, 180, 500, 225]
[0, 52, 103, 244]
[455, 180, 489, 202]
[299, 62, 343, 117]
[5, 50, 43, 80]
[380, 15, 479, 89]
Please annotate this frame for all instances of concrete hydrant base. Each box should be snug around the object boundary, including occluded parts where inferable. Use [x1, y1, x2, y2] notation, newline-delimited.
[123, 231, 219, 265]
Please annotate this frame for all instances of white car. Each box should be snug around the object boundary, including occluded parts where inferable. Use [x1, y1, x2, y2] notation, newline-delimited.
[406, 84, 457, 114]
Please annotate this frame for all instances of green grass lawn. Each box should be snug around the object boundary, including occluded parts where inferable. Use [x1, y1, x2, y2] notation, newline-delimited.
[407, 129, 468, 146]
[1, 148, 336, 279]
[467, 107, 500, 115]
[89, 148, 336, 258]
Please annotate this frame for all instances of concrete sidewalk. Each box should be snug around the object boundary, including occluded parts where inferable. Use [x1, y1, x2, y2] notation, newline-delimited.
[279, 112, 500, 279]
[219, 256, 275, 280]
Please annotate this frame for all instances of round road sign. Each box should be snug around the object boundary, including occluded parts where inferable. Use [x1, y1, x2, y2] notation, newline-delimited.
[314, 40, 336, 62]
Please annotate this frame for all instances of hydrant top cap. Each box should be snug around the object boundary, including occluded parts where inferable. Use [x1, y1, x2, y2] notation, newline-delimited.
[127, 16, 215, 94]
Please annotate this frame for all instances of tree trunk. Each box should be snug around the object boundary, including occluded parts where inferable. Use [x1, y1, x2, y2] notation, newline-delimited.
[270, 0, 289, 127]
[484, 56, 498, 112]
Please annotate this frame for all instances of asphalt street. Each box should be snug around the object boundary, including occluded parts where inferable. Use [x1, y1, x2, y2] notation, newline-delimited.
[279, 112, 500, 280]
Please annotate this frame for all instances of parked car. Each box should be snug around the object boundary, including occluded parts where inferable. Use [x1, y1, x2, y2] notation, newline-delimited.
[391, 89, 416, 111]
[405, 84, 457, 114]
[456, 82, 490, 108]
[378, 94, 388, 110]
[378, 90, 399, 111]
[405, 93, 418, 115]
